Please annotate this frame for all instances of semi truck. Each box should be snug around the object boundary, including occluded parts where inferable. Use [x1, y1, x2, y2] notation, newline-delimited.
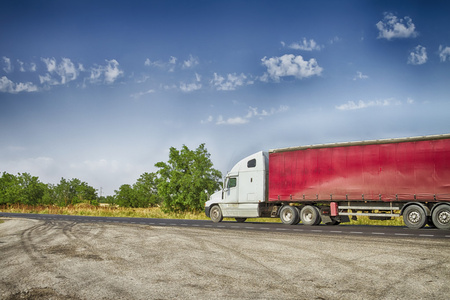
[205, 134, 450, 230]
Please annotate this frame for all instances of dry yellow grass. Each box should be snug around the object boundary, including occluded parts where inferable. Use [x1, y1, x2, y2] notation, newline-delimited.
[0, 204, 406, 226]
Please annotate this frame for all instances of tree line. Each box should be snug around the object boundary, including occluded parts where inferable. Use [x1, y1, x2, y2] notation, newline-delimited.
[0, 144, 222, 213]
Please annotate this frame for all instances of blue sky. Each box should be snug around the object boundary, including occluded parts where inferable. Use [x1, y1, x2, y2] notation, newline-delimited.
[1, 0, 450, 195]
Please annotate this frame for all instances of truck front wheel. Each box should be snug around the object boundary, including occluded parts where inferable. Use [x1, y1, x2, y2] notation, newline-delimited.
[403, 205, 427, 229]
[210, 205, 223, 223]
[432, 204, 450, 230]
[280, 206, 300, 225]
[300, 205, 321, 226]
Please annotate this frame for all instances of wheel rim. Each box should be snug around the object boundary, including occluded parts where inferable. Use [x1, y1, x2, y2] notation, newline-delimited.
[408, 210, 422, 224]
[282, 209, 293, 222]
[212, 208, 219, 219]
[437, 210, 450, 225]
[303, 210, 313, 222]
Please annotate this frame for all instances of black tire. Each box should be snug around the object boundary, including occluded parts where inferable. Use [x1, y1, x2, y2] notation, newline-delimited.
[403, 205, 427, 229]
[279, 205, 300, 225]
[313, 206, 322, 225]
[210, 205, 223, 223]
[235, 218, 247, 223]
[300, 205, 321, 226]
[432, 204, 450, 230]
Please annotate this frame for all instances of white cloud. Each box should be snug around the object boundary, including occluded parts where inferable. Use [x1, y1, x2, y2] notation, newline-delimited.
[211, 72, 252, 91]
[145, 56, 178, 72]
[59, 58, 78, 84]
[204, 105, 289, 125]
[201, 116, 214, 124]
[246, 105, 289, 119]
[180, 82, 202, 92]
[179, 73, 202, 92]
[30, 63, 37, 72]
[18, 60, 25, 72]
[285, 38, 322, 51]
[216, 115, 249, 125]
[39, 73, 58, 85]
[2, 57, 12, 73]
[17, 60, 37, 72]
[104, 59, 123, 83]
[408, 45, 427, 65]
[329, 36, 341, 44]
[376, 12, 418, 40]
[336, 98, 401, 110]
[42, 57, 57, 73]
[144, 58, 153, 66]
[0, 76, 38, 93]
[261, 54, 323, 81]
[130, 89, 155, 99]
[439, 45, 450, 62]
[90, 59, 123, 84]
[169, 56, 177, 65]
[353, 71, 369, 80]
[40, 57, 80, 85]
[183, 55, 199, 69]
[168, 56, 177, 72]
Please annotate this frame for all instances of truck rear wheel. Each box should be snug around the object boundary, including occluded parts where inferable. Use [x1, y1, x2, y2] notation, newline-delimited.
[403, 205, 427, 229]
[210, 205, 223, 223]
[432, 204, 450, 230]
[300, 205, 321, 226]
[280, 205, 300, 225]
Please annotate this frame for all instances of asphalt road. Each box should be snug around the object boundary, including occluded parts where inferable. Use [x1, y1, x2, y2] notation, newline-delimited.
[1, 214, 450, 299]
[1, 212, 449, 239]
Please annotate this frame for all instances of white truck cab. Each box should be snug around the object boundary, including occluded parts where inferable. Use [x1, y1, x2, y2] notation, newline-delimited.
[205, 151, 268, 222]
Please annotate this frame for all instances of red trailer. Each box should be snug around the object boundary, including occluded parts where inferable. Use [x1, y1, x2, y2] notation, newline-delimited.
[206, 134, 450, 229]
[268, 134, 450, 229]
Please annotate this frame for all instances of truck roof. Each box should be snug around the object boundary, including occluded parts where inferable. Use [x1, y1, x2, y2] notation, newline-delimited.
[269, 133, 450, 153]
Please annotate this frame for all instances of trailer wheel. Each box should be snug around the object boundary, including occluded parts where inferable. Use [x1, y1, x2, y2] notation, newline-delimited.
[300, 205, 321, 226]
[403, 205, 427, 229]
[210, 205, 223, 223]
[235, 218, 247, 223]
[280, 206, 300, 225]
[432, 204, 450, 230]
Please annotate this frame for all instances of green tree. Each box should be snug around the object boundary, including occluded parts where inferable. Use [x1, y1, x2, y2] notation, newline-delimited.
[115, 184, 138, 207]
[0, 172, 21, 204]
[53, 177, 98, 206]
[155, 144, 222, 212]
[0, 172, 47, 205]
[17, 173, 47, 205]
[134, 172, 161, 207]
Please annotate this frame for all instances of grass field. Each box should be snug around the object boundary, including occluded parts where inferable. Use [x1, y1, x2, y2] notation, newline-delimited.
[0, 204, 406, 226]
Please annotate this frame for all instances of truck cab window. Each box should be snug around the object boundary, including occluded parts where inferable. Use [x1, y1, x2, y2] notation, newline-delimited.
[227, 177, 237, 188]
[247, 158, 256, 168]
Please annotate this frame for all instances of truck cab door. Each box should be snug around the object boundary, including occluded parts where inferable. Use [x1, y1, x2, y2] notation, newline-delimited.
[221, 176, 239, 216]
[224, 177, 238, 203]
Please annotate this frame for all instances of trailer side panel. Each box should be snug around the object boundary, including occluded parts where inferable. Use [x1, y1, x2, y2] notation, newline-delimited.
[268, 138, 450, 202]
